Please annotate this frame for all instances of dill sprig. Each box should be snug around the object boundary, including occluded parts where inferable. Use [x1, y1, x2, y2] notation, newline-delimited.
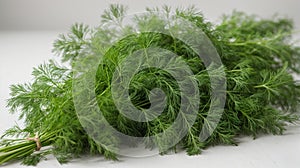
[1, 4, 299, 166]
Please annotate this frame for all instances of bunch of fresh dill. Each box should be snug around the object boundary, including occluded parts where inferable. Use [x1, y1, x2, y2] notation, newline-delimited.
[1, 4, 300, 166]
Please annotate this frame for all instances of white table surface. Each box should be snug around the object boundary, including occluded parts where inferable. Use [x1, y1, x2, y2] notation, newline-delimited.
[0, 31, 299, 168]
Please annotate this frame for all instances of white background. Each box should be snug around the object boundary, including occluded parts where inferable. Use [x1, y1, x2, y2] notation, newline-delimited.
[0, 0, 300, 168]
[1, 0, 300, 30]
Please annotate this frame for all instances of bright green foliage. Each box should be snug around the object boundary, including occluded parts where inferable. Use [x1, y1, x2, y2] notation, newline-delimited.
[1, 4, 300, 166]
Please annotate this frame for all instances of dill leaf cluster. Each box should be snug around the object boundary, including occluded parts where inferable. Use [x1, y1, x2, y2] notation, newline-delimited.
[1, 5, 300, 166]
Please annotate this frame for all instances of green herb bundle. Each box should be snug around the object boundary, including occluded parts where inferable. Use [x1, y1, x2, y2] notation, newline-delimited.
[1, 5, 300, 166]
